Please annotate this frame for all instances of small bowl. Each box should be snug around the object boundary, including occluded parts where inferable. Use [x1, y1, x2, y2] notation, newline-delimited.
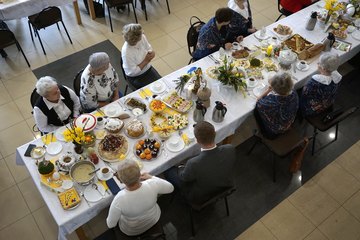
[347, 26, 356, 33]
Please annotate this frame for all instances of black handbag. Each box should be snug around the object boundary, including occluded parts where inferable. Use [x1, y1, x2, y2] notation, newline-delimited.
[83, 0, 105, 18]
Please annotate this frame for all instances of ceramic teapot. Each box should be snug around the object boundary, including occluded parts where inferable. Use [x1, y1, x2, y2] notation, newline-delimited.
[212, 101, 227, 123]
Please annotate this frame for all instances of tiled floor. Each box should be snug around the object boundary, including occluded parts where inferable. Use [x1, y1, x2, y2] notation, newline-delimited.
[0, 0, 358, 239]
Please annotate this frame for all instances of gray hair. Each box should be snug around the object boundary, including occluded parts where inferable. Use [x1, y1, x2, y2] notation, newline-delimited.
[270, 72, 293, 96]
[89, 52, 110, 72]
[117, 160, 140, 187]
[36, 76, 58, 97]
[123, 23, 143, 46]
[318, 53, 339, 73]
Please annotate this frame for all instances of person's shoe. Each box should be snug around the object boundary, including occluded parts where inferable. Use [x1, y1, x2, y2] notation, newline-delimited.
[0, 49, 8, 58]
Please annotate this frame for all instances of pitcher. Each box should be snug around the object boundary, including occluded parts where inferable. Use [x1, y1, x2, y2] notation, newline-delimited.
[323, 32, 335, 52]
[193, 101, 207, 122]
[212, 101, 227, 123]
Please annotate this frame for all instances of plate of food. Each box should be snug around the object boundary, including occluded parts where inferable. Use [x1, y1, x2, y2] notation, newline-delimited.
[234, 59, 251, 68]
[162, 92, 193, 113]
[232, 49, 249, 59]
[167, 114, 189, 130]
[249, 58, 263, 68]
[30, 146, 46, 159]
[97, 134, 129, 162]
[283, 34, 314, 54]
[246, 68, 264, 80]
[149, 99, 167, 113]
[273, 24, 292, 39]
[74, 114, 97, 132]
[57, 187, 81, 210]
[134, 138, 162, 161]
[332, 29, 348, 39]
[124, 119, 146, 139]
[104, 104, 122, 118]
[124, 97, 147, 112]
[104, 118, 124, 134]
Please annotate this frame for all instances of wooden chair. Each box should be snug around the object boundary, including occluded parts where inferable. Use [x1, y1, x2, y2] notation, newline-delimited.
[104, 0, 138, 32]
[188, 186, 236, 236]
[306, 106, 358, 155]
[112, 220, 166, 239]
[73, 69, 84, 97]
[135, 0, 170, 21]
[28, 6, 73, 55]
[120, 54, 139, 95]
[275, 0, 292, 22]
[248, 128, 306, 182]
[0, 29, 31, 67]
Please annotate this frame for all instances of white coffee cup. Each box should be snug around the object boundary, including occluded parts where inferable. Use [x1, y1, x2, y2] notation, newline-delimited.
[153, 82, 162, 91]
[97, 117, 105, 127]
[168, 136, 180, 148]
[260, 27, 266, 37]
[100, 167, 111, 178]
[232, 42, 240, 50]
[247, 78, 256, 87]
[187, 131, 195, 142]
[298, 60, 307, 70]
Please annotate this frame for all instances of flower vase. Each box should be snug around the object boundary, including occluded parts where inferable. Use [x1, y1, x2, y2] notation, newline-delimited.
[325, 10, 332, 25]
[73, 142, 84, 154]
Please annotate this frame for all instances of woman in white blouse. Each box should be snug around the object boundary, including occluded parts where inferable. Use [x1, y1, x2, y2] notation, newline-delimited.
[106, 160, 174, 236]
[80, 52, 120, 112]
[227, 0, 256, 36]
[33, 76, 81, 133]
[121, 23, 161, 88]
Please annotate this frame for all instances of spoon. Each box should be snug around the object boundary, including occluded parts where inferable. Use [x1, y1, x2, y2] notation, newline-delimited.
[88, 168, 100, 175]
[92, 183, 105, 197]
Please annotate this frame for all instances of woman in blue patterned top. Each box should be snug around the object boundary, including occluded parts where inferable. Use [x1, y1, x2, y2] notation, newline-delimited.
[227, 0, 256, 41]
[255, 72, 299, 139]
[192, 8, 243, 61]
[300, 53, 341, 116]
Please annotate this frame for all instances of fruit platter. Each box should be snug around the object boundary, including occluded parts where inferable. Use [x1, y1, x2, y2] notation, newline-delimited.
[134, 138, 162, 161]
[162, 91, 193, 113]
[149, 99, 167, 113]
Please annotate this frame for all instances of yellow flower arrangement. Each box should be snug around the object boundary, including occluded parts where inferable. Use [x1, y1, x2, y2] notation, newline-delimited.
[63, 125, 85, 144]
[324, 0, 341, 11]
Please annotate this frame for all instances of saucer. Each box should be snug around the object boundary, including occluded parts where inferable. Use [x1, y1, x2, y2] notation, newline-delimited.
[165, 136, 185, 152]
[46, 142, 63, 155]
[253, 85, 267, 98]
[296, 62, 310, 71]
[352, 31, 360, 41]
[246, 78, 258, 88]
[74, 114, 97, 132]
[55, 126, 66, 142]
[30, 146, 46, 159]
[61, 180, 73, 190]
[96, 168, 114, 181]
[254, 30, 270, 40]
[84, 183, 105, 202]
[150, 81, 166, 94]
[104, 105, 122, 118]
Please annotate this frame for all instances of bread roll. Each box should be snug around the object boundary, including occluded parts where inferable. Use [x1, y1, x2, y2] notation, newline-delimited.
[298, 43, 324, 60]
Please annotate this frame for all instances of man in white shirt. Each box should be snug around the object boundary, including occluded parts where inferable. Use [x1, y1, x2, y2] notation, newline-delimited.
[121, 23, 162, 88]
[33, 76, 81, 133]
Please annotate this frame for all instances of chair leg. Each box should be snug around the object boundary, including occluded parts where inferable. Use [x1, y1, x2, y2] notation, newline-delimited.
[16, 41, 31, 67]
[131, 3, 138, 23]
[275, 14, 283, 22]
[311, 127, 317, 156]
[224, 196, 230, 216]
[124, 84, 129, 96]
[28, 22, 34, 41]
[35, 30, 46, 55]
[60, 20, 73, 44]
[272, 153, 276, 182]
[189, 207, 195, 236]
[188, 58, 193, 65]
[334, 123, 339, 141]
[165, 0, 170, 14]
[107, 5, 113, 32]
[140, 0, 148, 21]
[247, 138, 259, 155]
[56, 22, 60, 30]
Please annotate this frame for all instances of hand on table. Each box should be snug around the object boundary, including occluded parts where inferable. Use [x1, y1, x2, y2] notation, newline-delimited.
[236, 35, 244, 42]
[225, 42, 232, 50]
[140, 172, 152, 181]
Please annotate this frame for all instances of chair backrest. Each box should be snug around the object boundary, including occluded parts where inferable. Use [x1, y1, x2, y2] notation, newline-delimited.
[73, 69, 84, 97]
[277, 0, 282, 12]
[187, 16, 205, 56]
[0, 29, 16, 49]
[190, 186, 236, 211]
[32, 6, 62, 29]
[30, 88, 41, 109]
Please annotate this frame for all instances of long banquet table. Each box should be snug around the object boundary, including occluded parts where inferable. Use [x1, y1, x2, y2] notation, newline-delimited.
[0, 0, 86, 25]
[15, 1, 360, 239]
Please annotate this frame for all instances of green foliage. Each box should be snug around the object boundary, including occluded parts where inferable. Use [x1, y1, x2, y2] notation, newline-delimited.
[173, 74, 191, 93]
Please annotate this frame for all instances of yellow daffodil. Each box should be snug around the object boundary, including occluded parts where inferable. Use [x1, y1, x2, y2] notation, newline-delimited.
[81, 136, 85, 142]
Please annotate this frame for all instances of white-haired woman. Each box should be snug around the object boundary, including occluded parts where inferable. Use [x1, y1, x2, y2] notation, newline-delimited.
[80, 52, 120, 112]
[106, 160, 173, 236]
[33, 76, 81, 133]
[300, 53, 341, 116]
[255, 72, 299, 139]
[121, 23, 161, 88]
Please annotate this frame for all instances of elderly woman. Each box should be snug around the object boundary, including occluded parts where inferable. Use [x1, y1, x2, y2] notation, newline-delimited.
[193, 8, 243, 61]
[80, 52, 120, 113]
[255, 72, 299, 139]
[300, 53, 341, 116]
[106, 160, 173, 236]
[33, 76, 81, 133]
[121, 23, 161, 89]
[227, 0, 256, 39]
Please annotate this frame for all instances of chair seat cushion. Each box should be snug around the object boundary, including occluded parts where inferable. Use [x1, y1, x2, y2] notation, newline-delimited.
[258, 128, 304, 157]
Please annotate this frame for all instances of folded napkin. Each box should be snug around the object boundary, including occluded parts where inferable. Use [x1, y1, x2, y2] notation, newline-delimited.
[181, 133, 190, 145]
[99, 180, 109, 191]
[139, 88, 153, 99]
[42, 133, 57, 145]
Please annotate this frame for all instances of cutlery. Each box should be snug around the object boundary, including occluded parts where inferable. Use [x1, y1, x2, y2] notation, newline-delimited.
[88, 168, 100, 175]
[80, 191, 91, 207]
[208, 55, 220, 64]
[97, 108, 105, 116]
[140, 89, 150, 102]
[92, 183, 105, 197]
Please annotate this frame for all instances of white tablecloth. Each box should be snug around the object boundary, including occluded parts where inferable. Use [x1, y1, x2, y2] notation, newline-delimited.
[0, 0, 73, 20]
[15, 2, 360, 239]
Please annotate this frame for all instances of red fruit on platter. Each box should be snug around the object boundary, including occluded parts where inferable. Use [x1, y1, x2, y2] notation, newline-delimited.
[89, 153, 99, 164]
